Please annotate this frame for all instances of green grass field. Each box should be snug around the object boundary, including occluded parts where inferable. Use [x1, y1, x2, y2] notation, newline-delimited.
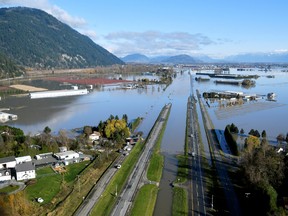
[130, 184, 158, 216]
[25, 166, 61, 204]
[172, 187, 188, 216]
[64, 161, 90, 183]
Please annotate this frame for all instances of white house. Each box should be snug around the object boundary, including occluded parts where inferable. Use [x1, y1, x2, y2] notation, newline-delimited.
[15, 162, 36, 181]
[0, 169, 12, 181]
[89, 132, 101, 141]
[53, 151, 79, 161]
[0, 156, 16, 169]
[15, 155, 32, 164]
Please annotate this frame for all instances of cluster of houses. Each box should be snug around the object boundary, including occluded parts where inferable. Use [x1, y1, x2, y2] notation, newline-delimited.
[0, 147, 92, 182]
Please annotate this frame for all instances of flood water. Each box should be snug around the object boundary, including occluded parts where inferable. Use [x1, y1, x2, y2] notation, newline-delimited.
[1, 68, 288, 213]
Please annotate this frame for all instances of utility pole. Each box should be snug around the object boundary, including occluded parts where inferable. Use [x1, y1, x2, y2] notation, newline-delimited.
[77, 175, 80, 193]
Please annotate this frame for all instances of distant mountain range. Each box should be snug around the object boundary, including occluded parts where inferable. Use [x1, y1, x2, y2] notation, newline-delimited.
[0, 7, 123, 69]
[121, 52, 288, 64]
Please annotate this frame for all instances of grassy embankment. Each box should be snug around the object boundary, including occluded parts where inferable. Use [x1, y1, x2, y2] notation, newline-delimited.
[130, 105, 171, 216]
[172, 98, 191, 216]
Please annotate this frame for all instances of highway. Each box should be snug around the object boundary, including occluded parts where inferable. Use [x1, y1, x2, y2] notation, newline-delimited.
[111, 103, 172, 216]
[74, 155, 125, 216]
[187, 95, 206, 216]
[197, 89, 242, 216]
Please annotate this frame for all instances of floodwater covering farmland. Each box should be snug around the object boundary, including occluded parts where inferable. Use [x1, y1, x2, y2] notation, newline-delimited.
[1, 67, 288, 214]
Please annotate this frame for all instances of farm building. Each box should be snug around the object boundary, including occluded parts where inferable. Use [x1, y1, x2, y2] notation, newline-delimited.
[29, 89, 88, 99]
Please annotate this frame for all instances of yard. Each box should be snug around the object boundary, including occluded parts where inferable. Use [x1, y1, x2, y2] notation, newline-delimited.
[25, 161, 90, 205]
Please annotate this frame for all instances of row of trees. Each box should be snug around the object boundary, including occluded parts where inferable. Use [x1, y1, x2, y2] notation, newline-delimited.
[225, 123, 286, 214]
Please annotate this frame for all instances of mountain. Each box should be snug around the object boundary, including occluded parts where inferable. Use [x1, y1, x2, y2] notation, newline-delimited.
[0, 7, 123, 69]
[121, 54, 150, 63]
[161, 54, 201, 64]
[121, 54, 201, 64]
[225, 53, 288, 63]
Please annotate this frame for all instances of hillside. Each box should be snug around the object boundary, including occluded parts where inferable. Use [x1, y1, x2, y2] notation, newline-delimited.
[0, 53, 24, 78]
[0, 7, 123, 69]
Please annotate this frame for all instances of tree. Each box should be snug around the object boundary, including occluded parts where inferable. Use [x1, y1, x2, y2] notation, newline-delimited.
[249, 129, 255, 136]
[83, 126, 92, 136]
[240, 128, 245, 134]
[122, 114, 128, 124]
[262, 130, 267, 138]
[43, 126, 51, 134]
[245, 135, 261, 153]
[276, 134, 285, 143]
[254, 130, 260, 138]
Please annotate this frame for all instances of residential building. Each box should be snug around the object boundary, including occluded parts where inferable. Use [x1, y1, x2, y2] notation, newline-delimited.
[15, 162, 36, 181]
[0, 156, 16, 169]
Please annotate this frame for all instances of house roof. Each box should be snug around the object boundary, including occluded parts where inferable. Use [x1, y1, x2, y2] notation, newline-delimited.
[15, 162, 35, 172]
[0, 156, 16, 164]
[54, 150, 79, 158]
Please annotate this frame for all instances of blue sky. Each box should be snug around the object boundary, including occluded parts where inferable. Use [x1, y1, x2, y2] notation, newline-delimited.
[1, 0, 288, 58]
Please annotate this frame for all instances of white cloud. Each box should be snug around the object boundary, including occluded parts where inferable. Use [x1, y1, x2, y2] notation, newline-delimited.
[0, 0, 86, 28]
[103, 31, 215, 57]
[273, 49, 288, 53]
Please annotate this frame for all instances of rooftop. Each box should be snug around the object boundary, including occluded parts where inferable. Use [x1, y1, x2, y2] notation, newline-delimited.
[15, 162, 35, 172]
[0, 156, 16, 164]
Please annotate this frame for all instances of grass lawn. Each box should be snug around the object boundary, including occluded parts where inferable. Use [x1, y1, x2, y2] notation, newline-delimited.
[130, 184, 158, 216]
[64, 161, 90, 183]
[147, 152, 164, 182]
[172, 187, 188, 216]
[25, 166, 62, 204]
[0, 185, 20, 194]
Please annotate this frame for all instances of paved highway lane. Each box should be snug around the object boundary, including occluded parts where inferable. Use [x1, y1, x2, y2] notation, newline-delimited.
[111, 103, 172, 216]
[187, 95, 206, 216]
